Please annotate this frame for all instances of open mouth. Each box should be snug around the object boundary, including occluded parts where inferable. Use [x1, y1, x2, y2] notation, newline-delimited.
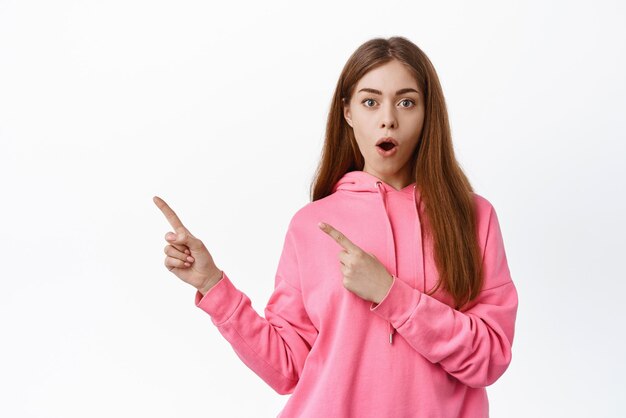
[377, 141, 396, 151]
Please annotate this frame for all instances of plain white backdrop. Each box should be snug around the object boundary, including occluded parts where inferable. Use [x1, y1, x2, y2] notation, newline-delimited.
[1, 0, 625, 416]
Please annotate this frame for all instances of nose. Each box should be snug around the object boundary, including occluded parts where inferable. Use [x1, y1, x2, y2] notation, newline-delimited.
[379, 103, 397, 129]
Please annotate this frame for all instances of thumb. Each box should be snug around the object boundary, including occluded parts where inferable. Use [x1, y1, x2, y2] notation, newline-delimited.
[167, 229, 203, 250]
[166, 231, 180, 242]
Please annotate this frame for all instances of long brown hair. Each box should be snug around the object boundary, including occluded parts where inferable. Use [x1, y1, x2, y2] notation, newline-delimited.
[310, 36, 483, 310]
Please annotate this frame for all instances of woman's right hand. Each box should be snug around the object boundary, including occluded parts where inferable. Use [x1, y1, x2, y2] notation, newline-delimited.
[153, 195, 223, 295]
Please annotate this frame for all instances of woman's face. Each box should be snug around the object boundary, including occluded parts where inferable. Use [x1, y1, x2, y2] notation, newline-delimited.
[343, 59, 425, 189]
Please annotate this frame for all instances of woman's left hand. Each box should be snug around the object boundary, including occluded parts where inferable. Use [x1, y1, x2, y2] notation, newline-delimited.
[318, 221, 394, 304]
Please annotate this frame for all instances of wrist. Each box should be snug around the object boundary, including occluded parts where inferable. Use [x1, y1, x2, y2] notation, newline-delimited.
[198, 270, 223, 295]
[376, 273, 394, 304]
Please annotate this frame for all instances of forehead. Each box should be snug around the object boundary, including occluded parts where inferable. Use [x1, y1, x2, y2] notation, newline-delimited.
[355, 60, 418, 92]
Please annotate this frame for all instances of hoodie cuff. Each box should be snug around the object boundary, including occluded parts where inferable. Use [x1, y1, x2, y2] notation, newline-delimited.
[370, 275, 422, 329]
[194, 271, 243, 325]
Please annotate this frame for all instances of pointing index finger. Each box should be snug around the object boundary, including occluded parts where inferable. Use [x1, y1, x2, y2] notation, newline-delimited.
[318, 222, 358, 252]
[153, 196, 186, 231]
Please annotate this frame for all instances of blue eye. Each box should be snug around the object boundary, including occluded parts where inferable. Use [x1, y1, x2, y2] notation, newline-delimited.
[362, 98, 376, 107]
[400, 99, 415, 107]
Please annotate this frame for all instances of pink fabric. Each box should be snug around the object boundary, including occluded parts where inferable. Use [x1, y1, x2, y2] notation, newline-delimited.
[194, 170, 519, 417]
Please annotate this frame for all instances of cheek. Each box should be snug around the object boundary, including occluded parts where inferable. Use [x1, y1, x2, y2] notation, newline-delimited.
[350, 114, 365, 139]
[352, 113, 376, 138]
[353, 125, 376, 153]
[402, 114, 425, 138]
[412, 111, 426, 130]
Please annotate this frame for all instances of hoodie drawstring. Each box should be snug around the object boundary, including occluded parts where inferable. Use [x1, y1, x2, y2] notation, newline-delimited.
[375, 181, 398, 345]
[375, 181, 422, 345]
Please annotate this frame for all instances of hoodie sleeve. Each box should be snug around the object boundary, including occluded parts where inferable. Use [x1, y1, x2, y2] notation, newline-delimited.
[369, 204, 519, 389]
[193, 223, 318, 395]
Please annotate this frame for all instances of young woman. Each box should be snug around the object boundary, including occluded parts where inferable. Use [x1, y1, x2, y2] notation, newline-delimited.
[154, 36, 519, 417]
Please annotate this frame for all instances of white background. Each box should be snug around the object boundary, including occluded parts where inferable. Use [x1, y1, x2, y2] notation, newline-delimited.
[1, 0, 625, 417]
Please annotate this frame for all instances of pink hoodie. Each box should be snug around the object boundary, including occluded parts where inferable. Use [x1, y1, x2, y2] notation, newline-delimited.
[194, 170, 519, 417]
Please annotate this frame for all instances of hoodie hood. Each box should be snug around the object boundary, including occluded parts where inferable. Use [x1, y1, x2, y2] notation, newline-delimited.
[332, 170, 415, 194]
[332, 170, 426, 344]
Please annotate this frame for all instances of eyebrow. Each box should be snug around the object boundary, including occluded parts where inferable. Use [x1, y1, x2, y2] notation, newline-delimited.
[357, 87, 420, 96]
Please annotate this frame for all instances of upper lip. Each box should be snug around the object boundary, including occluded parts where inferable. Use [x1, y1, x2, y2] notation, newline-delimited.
[376, 137, 398, 147]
